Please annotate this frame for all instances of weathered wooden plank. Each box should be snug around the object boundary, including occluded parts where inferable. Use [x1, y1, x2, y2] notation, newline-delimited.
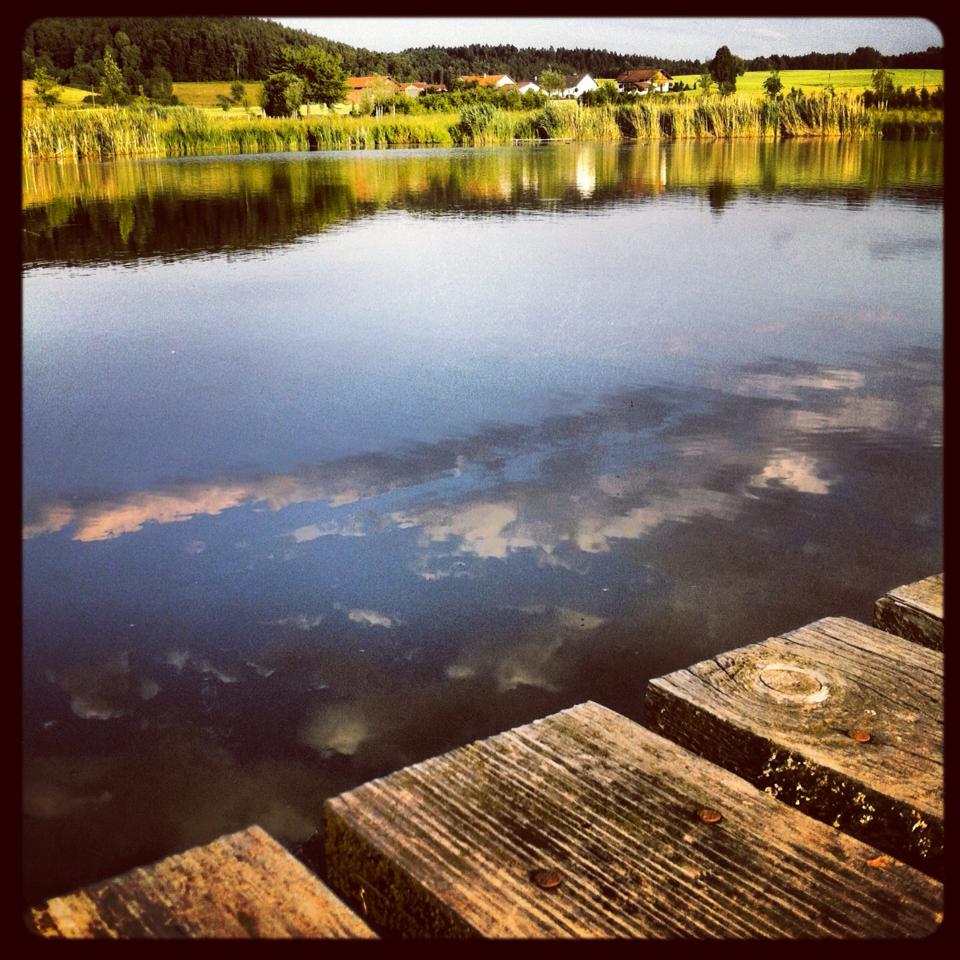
[874, 573, 943, 650]
[324, 701, 942, 938]
[28, 825, 376, 939]
[645, 617, 942, 878]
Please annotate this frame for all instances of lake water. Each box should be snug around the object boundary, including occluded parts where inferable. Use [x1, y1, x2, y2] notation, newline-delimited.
[22, 139, 942, 903]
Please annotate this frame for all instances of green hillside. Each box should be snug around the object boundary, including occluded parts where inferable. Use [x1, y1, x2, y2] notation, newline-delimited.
[23, 16, 943, 89]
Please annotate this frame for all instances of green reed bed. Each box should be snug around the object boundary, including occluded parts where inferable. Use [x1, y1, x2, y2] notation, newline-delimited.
[23, 106, 461, 160]
[23, 106, 166, 161]
[617, 97, 771, 139]
[23, 98, 942, 161]
[523, 103, 622, 142]
[614, 92, 928, 141]
[451, 104, 515, 145]
[568, 103, 622, 141]
[307, 112, 458, 149]
[770, 93, 871, 138]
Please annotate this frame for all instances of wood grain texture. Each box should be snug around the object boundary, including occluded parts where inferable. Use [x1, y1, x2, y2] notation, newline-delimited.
[324, 701, 942, 938]
[28, 825, 376, 939]
[874, 574, 943, 650]
[645, 617, 942, 877]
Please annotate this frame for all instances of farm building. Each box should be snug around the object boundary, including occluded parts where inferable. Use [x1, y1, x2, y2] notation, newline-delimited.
[516, 81, 541, 94]
[397, 81, 448, 97]
[458, 74, 516, 88]
[344, 76, 400, 104]
[617, 69, 672, 94]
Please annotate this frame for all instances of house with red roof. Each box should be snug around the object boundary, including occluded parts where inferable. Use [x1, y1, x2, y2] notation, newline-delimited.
[344, 76, 400, 104]
[458, 74, 516, 89]
[617, 69, 673, 94]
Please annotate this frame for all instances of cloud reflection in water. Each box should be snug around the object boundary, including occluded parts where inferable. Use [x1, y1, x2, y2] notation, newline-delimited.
[23, 354, 941, 580]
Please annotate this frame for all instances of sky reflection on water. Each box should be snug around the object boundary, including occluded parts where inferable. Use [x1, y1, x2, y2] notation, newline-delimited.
[22, 140, 941, 904]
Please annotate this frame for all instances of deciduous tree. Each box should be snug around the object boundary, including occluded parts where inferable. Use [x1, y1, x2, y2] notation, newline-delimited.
[33, 65, 61, 107]
[231, 41, 246, 80]
[98, 47, 129, 105]
[762, 70, 783, 99]
[871, 67, 895, 102]
[260, 71, 304, 117]
[359, 75, 396, 117]
[539, 69, 564, 97]
[278, 45, 346, 107]
[146, 65, 175, 104]
[708, 46, 745, 96]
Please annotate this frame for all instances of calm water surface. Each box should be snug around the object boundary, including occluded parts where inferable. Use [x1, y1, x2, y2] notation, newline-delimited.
[22, 140, 942, 902]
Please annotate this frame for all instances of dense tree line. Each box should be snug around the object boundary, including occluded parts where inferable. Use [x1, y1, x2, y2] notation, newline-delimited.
[744, 45, 944, 72]
[23, 16, 943, 90]
[22, 18, 707, 86]
[21, 17, 369, 87]
[378, 43, 707, 85]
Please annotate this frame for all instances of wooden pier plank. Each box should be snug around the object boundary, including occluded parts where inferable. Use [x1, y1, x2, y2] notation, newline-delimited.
[874, 573, 943, 650]
[28, 825, 376, 939]
[324, 701, 941, 939]
[645, 616, 942, 877]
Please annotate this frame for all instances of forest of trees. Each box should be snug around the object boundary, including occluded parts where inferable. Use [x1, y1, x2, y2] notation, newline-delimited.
[743, 45, 944, 72]
[22, 16, 944, 90]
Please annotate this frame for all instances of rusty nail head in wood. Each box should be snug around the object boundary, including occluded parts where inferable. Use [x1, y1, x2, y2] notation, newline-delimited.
[696, 808, 723, 824]
[848, 729, 872, 743]
[530, 868, 564, 890]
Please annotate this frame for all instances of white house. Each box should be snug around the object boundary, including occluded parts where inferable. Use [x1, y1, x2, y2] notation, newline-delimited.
[560, 74, 598, 99]
[516, 81, 540, 94]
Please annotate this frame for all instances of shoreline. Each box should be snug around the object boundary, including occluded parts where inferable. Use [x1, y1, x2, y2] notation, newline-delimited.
[22, 99, 943, 162]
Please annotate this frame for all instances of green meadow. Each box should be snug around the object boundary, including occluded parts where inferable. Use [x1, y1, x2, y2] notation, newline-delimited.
[23, 71, 944, 113]
[171, 80, 264, 107]
[22, 79, 358, 116]
[671, 69, 944, 96]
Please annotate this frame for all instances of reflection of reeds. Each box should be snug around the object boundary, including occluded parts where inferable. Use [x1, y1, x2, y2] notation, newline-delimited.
[23, 99, 943, 161]
[21, 138, 943, 265]
[22, 139, 944, 216]
[868, 110, 944, 140]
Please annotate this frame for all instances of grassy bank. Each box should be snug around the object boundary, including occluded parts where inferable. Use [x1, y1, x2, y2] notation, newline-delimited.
[23, 95, 943, 161]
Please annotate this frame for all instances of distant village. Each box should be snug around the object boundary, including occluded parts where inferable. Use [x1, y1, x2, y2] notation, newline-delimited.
[345, 69, 673, 104]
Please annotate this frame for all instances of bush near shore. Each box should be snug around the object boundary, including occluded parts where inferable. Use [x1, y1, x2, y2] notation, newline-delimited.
[23, 93, 943, 162]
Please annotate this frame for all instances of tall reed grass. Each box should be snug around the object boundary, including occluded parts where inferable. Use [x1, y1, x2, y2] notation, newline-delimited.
[22, 97, 943, 162]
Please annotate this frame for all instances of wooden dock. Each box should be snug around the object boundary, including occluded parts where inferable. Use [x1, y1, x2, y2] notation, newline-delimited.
[29, 574, 943, 938]
[874, 573, 943, 650]
[27, 826, 375, 939]
[324, 700, 941, 937]
[645, 616, 943, 877]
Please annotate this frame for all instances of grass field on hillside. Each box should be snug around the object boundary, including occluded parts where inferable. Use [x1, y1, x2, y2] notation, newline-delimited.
[23, 79, 272, 112]
[671, 69, 944, 97]
[171, 80, 264, 107]
[22, 80, 91, 104]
